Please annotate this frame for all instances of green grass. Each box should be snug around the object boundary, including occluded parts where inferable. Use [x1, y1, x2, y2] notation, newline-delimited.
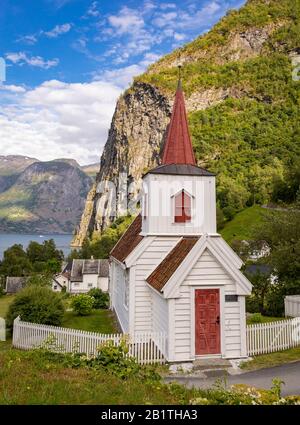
[241, 346, 300, 371]
[220, 205, 270, 243]
[0, 296, 15, 319]
[246, 315, 286, 325]
[0, 348, 198, 405]
[62, 310, 117, 334]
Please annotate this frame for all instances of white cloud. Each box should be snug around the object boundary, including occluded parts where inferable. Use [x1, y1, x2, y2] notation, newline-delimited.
[160, 3, 176, 10]
[17, 34, 38, 45]
[5, 52, 59, 69]
[0, 84, 26, 93]
[0, 80, 121, 165]
[44, 23, 72, 38]
[85, 1, 100, 18]
[108, 7, 144, 35]
[94, 52, 161, 88]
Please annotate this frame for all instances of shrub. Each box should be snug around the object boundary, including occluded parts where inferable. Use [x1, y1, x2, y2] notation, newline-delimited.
[71, 294, 94, 316]
[85, 338, 160, 381]
[248, 312, 263, 324]
[88, 288, 109, 309]
[6, 286, 65, 330]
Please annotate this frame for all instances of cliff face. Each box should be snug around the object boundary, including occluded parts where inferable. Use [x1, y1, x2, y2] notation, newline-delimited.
[74, 0, 299, 244]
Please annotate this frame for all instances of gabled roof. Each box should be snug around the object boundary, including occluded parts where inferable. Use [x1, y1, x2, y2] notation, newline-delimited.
[144, 163, 215, 177]
[146, 237, 199, 292]
[162, 80, 196, 165]
[70, 259, 109, 281]
[146, 235, 252, 297]
[110, 214, 144, 263]
[6, 277, 27, 294]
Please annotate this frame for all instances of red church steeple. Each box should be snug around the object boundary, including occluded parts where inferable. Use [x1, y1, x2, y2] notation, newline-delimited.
[162, 76, 196, 166]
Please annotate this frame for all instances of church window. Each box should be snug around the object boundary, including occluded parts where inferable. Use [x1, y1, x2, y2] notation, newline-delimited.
[174, 190, 191, 223]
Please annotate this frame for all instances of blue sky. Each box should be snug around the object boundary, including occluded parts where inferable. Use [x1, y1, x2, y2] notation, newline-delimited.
[0, 0, 246, 164]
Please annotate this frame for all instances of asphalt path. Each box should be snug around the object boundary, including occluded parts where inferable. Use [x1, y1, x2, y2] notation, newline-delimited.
[166, 361, 300, 396]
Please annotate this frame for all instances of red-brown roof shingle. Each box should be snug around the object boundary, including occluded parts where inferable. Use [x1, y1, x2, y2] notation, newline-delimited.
[110, 214, 143, 263]
[146, 237, 199, 292]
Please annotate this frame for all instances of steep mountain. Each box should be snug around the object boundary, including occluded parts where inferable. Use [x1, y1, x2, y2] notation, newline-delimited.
[0, 157, 92, 234]
[74, 0, 300, 246]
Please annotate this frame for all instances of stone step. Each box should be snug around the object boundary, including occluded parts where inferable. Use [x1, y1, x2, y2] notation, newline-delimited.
[193, 358, 231, 371]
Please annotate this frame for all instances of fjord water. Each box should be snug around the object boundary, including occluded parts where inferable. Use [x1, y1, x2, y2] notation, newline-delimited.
[0, 234, 73, 259]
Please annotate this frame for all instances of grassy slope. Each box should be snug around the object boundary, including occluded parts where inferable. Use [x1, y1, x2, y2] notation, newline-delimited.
[220, 205, 269, 243]
[0, 348, 197, 405]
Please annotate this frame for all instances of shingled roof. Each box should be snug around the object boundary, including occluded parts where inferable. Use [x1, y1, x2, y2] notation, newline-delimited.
[6, 277, 27, 294]
[146, 237, 199, 292]
[70, 259, 109, 281]
[110, 214, 143, 263]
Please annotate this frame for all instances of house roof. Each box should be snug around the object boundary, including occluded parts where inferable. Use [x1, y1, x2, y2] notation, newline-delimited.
[144, 163, 215, 177]
[6, 277, 27, 294]
[110, 214, 143, 263]
[70, 259, 109, 281]
[162, 79, 196, 165]
[146, 237, 199, 292]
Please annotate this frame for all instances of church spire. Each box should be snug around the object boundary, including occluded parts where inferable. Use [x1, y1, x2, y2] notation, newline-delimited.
[162, 69, 196, 165]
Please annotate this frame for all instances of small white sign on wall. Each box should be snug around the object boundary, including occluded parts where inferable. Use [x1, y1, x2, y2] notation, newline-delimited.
[0, 317, 6, 341]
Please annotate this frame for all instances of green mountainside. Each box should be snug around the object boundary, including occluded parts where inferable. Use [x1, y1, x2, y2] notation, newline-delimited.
[135, 0, 300, 218]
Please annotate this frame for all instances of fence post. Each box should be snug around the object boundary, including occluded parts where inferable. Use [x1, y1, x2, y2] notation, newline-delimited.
[12, 316, 21, 347]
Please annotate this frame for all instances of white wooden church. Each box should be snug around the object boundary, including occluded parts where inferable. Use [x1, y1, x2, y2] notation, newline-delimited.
[109, 79, 252, 362]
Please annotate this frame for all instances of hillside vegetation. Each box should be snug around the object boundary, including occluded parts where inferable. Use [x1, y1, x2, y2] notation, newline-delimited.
[136, 0, 300, 219]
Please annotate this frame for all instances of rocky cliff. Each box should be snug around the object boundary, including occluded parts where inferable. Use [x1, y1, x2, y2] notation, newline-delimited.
[74, 0, 300, 245]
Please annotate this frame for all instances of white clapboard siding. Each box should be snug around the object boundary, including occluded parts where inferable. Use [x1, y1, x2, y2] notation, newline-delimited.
[112, 263, 129, 332]
[246, 318, 300, 356]
[134, 236, 179, 332]
[285, 296, 300, 318]
[12, 317, 167, 365]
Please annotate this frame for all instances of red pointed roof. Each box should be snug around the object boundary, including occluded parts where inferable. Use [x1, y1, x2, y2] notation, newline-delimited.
[162, 80, 196, 165]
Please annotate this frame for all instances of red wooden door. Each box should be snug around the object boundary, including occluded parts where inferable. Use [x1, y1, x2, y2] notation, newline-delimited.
[195, 289, 220, 355]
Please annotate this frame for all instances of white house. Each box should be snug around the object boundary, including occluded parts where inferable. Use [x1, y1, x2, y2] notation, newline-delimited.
[69, 259, 109, 293]
[52, 261, 72, 292]
[109, 79, 252, 362]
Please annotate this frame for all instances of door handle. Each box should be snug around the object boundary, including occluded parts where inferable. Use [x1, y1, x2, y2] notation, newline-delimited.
[216, 316, 220, 325]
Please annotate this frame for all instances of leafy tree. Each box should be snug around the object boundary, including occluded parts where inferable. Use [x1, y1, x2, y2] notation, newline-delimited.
[6, 286, 65, 329]
[251, 209, 300, 315]
[0, 244, 32, 277]
[26, 274, 52, 288]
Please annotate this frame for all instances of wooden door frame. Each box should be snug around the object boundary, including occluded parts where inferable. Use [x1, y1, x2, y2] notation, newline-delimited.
[190, 285, 225, 358]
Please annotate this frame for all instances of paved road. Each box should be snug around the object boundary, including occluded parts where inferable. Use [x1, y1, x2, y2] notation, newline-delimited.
[166, 361, 300, 396]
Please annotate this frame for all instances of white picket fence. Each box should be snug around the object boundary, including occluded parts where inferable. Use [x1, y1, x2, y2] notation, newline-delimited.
[285, 295, 300, 318]
[12, 317, 167, 364]
[246, 317, 300, 356]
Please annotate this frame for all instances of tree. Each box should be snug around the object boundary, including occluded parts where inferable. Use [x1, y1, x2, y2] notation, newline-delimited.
[0, 244, 32, 277]
[6, 286, 65, 329]
[252, 209, 300, 315]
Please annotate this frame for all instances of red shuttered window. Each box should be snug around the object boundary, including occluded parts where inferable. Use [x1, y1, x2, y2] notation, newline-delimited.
[174, 190, 191, 223]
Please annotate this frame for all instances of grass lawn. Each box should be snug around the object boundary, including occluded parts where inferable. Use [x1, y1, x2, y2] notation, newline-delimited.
[246, 315, 286, 325]
[0, 295, 15, 318]
[240, 346, 300, 371]
[62, 309, 118, 333]
[220, 205, 270, 244]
